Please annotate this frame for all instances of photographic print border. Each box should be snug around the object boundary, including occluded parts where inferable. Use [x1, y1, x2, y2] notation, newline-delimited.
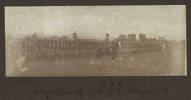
[0, 0, 190, 99]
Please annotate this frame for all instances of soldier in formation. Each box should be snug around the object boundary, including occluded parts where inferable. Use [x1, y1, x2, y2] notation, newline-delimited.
[21, 33, 104, 63]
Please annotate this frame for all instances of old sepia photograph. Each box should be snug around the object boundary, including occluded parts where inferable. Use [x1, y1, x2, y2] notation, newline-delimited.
[5, 6, 186, 76]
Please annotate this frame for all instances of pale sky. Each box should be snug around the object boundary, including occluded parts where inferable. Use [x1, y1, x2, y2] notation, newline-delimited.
[5, 5, 186, 40]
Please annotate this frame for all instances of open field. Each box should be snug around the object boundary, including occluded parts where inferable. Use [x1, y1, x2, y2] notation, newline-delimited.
[7, 51, 186, 76]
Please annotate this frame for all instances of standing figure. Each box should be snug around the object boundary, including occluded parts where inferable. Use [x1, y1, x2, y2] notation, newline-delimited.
[161, 43, 167, 56]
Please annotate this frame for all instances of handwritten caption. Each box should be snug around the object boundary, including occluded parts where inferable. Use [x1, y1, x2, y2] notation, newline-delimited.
[33, 80, 168, 99]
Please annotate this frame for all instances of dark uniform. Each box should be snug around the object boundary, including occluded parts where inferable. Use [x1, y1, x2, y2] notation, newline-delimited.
[104, 34, 112, 53]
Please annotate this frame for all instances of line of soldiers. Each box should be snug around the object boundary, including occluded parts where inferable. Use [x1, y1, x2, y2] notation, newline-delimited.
[21, 35, 104, 62]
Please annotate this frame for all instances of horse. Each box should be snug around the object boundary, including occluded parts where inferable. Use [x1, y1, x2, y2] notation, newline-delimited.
[94, 40, 121, 66]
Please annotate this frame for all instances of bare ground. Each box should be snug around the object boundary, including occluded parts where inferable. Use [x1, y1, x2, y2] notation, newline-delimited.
[8, 52, 186, 76]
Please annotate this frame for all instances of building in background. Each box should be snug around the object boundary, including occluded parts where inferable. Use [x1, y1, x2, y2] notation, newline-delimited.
[127, 34, 136, 41]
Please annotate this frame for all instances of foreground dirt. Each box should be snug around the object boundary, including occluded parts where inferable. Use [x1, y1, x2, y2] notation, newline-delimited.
[7, 51, 186, 76]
